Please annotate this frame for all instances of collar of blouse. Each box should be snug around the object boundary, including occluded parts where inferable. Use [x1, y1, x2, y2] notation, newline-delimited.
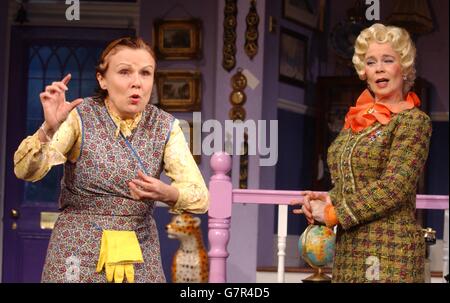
[343, 89, 421, 133]
[104, 98, 143, 138]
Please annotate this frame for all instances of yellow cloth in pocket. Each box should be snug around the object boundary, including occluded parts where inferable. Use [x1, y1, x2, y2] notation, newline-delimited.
[96, 230, 144, 283]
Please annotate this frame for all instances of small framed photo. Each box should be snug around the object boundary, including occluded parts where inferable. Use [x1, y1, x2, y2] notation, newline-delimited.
[153, 19, 202, 60]
[279, 28, 307, 88]
[282, 0, 325, 32]
[155, 70, 201, 112]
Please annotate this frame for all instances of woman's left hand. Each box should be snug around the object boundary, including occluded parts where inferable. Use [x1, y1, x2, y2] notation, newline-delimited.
[128, 170, 179, 206]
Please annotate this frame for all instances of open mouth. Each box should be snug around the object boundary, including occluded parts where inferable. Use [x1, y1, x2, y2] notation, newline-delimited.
[130, 94, 141, 103]
[375, 78, 389, 88]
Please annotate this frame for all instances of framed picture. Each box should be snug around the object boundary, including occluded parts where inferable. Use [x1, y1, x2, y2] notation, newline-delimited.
[153, 18, 202, 60]
[282, 0, 325, 31]
[279, 28, 307, 88]
[155, 70, 201, 112]
[179, 121, 201, 164]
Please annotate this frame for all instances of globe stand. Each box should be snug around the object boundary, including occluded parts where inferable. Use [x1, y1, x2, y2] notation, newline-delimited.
[302, 267, 331, 283]
[299, 224, 335, 283]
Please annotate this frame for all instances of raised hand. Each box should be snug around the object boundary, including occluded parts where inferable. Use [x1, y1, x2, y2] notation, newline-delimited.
[128, 170, 179, 206]
[39, 74, 83, 135]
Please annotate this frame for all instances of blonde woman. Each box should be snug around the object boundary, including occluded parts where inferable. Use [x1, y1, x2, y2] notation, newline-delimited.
[292, 23, 431, 282]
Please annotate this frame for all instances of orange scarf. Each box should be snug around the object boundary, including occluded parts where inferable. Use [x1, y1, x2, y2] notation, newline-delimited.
[343, 89, 421, 133]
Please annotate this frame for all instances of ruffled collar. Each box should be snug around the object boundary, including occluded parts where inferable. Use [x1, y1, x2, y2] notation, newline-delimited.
[105, 99, 142, 138]
[343, 89, 421, 133]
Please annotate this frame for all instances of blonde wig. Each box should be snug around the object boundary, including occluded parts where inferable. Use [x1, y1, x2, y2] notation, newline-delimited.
[352, 23, 416, 94]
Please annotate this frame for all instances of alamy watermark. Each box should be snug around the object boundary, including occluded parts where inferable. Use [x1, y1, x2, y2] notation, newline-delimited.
[64, 1, 380, 22]
[65, 255, 81, 282]
[365, 0, 380, 21]
[65, 0, 80, 21]
[178, 113, 278, 167]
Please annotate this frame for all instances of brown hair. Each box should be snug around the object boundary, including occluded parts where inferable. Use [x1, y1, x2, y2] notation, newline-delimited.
[95, 36, 156, 99]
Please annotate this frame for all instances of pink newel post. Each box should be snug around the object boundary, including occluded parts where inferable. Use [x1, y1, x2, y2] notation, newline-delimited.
[208, 152, 233, 283]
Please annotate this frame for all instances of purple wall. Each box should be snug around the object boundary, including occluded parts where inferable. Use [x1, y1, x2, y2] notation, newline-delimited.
[212, 0, 267, 283]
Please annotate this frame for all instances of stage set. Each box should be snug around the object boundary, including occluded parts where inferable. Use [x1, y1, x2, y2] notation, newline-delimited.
[0, 0, 448, 283]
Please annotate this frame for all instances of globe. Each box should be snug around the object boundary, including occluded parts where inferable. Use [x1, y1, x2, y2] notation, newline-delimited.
[298, 224, 336, 282]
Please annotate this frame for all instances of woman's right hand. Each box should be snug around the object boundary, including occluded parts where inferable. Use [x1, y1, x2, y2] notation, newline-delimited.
[39, 74, 83, 136]
[291, 191, 314, 224]
[291, 191, 330, 224]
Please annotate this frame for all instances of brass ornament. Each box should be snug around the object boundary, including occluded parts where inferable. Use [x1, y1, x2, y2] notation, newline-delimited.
[229, 106, 246, 121]
[228, 68, 249, 189]
[222, 0, 237, 72]
[230, 91, 246, 106]
[245, 0, 259, 60]
[231, 71, 247, 90]
[229, 68, 248, 120]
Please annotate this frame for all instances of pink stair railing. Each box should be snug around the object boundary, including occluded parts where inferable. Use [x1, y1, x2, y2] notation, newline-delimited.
[207, 152, 449, 283]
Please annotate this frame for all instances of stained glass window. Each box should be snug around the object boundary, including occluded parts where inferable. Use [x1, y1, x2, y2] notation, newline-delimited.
[24, 44, 102, 203]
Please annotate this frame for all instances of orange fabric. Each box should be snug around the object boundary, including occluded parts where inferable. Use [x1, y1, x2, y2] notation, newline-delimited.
[324, 204, 339, 227]
[344, 89, 421, 133]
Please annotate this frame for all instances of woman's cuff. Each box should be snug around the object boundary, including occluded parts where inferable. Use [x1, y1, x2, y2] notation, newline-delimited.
[169, 184, 209, 214]
[324, 204, 339, 227]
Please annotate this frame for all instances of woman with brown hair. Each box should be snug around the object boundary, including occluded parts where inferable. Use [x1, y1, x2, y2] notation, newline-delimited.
[14, 37, 208, 283]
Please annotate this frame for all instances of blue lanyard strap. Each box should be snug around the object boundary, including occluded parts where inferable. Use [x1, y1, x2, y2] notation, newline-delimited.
[105, 109, 149, 175]
[120, 132, 149, 175]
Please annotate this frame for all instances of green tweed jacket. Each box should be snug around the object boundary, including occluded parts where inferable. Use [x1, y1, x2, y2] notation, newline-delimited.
[327, 107, 432, 283]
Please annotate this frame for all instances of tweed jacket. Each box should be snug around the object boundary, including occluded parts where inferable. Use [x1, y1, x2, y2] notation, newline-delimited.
[327, 107, 432, 282]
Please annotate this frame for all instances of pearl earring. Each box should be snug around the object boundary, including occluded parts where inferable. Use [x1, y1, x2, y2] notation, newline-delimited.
[403, 75, 407, 81]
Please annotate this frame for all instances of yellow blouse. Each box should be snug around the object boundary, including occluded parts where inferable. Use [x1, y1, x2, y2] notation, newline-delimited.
[13, 104, 208, 214]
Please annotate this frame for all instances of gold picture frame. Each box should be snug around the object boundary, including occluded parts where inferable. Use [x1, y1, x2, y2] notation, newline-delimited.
[279, 28, 307, 88]
[153, 18, 202, 60]
[155, 70, 201, 112]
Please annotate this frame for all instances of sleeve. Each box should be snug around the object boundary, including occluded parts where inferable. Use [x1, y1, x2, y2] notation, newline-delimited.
[13, 109, 81, 182]
[334, 111, 432, 230]
[324, 187, 339, 227]
[163, 119, 209, 214]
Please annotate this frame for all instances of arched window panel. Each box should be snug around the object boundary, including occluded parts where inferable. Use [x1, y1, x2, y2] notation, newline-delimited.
[62, 48, 81, 80]
[75, 47, 90, 72]
[81, 47, 102, 80]
[64, 80, 80, 101]
[23, 44, 105, 203]
[45, 51, 64, 80]
[26, 79, 44, 135]
[35, 46, 52, 66]
[28, 48, 44, 79]
[55, 47, 71, 69]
